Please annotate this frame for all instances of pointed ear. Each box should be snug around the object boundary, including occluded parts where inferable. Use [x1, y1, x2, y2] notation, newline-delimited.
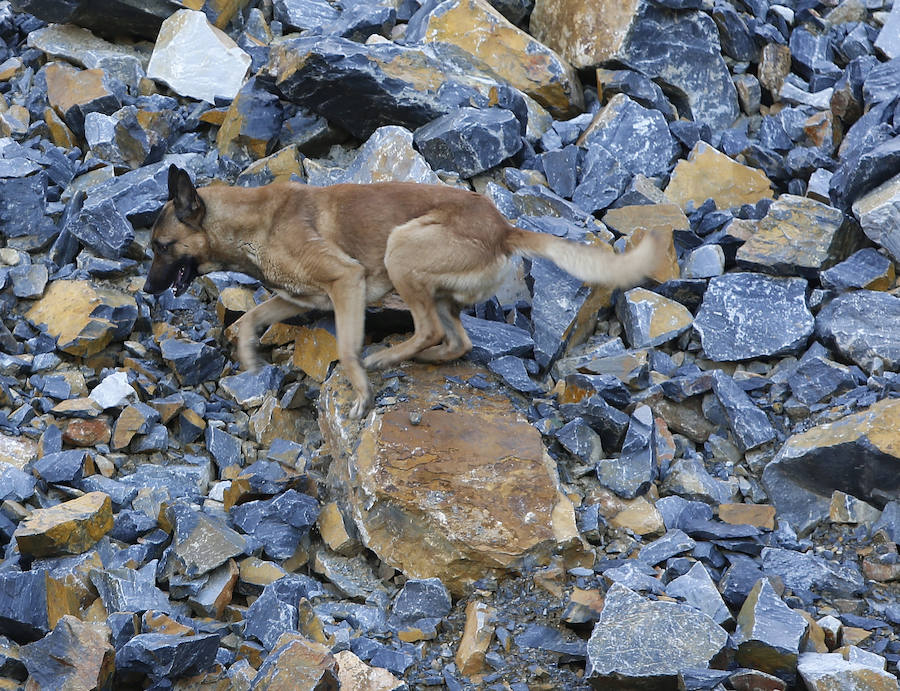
[168, 166, 205, 227]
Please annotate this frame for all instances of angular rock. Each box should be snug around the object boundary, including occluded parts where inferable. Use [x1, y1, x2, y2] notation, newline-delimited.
[851, 172, 900, 263]
[820, 248, 895, 292]
[147, 9, 251, 103]
[0, 173, 57, 241]
[10, 0, 183, 41]
[665, 141, 773, 211]
[32, 449, 88, 485]
[45, 62, 123, 138]
[407, 0, 583, 116]
[335, 650, 404, 691]
[581, 94, 679, 178]
[251, 633, 338, 689]
[618, 288, 692, 348]
[710, 370, 775, 452]
[231, 490, 319, 560]
[320, 361, 584, 595]
[798, 652, 899, 691]
[0, 570, 80, 643]
[216, 76, 285, 161]
[166, 502, 247, 578]
[666, 561, 733, 628]
[460, 314, 534, 365]
[787, 348, 857, 407]
[20, 616, 114, 691]
[763, 398, 900, 531]
[26, 280, 136, 357]
[734, 578, 808, 683]
[694, 273, 814, 361]
[15, 492, 113, 558]
[117, 632, 220, 684]
[244, 575, 325, 649]
[586, 583, 727, 687]
[456, 600, 496, 677]
[816, 291, 900, 372]
[761, 547, 865, 598]
[596, 405, 655, 499]
[159, 338, 226, 387]
[413, 107, 522, 178]
[269, 35, 520, 140]
[736, 195, 862, 278]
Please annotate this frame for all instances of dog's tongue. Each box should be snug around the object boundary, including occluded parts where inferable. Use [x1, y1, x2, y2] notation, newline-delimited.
[174, 265, 187, 295]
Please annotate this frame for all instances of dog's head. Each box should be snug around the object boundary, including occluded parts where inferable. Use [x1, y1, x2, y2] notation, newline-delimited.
[143, 165, 211, 296]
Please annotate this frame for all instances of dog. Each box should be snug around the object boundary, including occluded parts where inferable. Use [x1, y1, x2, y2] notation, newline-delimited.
[144, 165, 666, 418]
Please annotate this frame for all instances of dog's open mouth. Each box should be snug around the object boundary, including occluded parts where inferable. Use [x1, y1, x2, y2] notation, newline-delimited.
[172, 258, 197, 296]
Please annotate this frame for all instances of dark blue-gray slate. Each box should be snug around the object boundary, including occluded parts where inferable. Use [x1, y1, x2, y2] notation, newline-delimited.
[815, 290, 900, 372]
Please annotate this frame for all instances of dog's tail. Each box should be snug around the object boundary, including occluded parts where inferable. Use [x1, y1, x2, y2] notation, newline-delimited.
[506, 226, 667, 288]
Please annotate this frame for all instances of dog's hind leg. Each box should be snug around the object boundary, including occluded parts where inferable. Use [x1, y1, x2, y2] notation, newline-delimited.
[414, 298, 472, 363]
[233, 295, 307, 371]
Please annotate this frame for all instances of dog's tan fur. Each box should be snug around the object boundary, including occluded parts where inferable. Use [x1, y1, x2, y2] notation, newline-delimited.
[145, 166, 667, 418]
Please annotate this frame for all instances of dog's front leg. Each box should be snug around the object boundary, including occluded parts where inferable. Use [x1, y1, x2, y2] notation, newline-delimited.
[327, 267, 370, 419]
[232, 295, 307, 371]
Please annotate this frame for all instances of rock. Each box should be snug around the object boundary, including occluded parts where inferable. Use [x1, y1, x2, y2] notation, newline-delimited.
[460, 314, 534, 365]
[159, 338, 226, 387]
[45, 62, 123, 139]
[1, 461, 37, 500]
[20, 615, 114, 690]
[329, 126, 443, 186]
[710, 370, 775, 452]
[719, 503, 776, 530]
[761, 547, 865, 599]
[596, 405, 655, 499]
[26, 280, 136, 357]
[820, 248, 895, 291]
[0, 173, 57, 242]
[90, 370, 136, 409]
[798, 652, 900, 691]
[734, 578, 808, 683]
[216, 76, 285, 161]
[116, 632, 220, 684]
[0, 572, 79, 647]
[320, 361, 584, 595]
[334, 650, 404, 691]
[32, 450, 88, 485]
[456, 600, 496, 677]
[165, 502, 247, 578]
[694, 273, 814, 361]
[665, 142, 773, 211]
[581, 94, 679, 178]
[407, 0, 583, 117]
[666, 561, 733, 628]
[231, 490, 319, 560]
[269, 35, 519, 140]
[585, 583, 727, 687]
[9, 0, 183, 41]
[9, 264, 48, 299]
[413, 107, 522, 178]
[251, 633, 338, 689]
[787, 346, 858, 407]
[851, 172, 900, 263]
[244, 575, 325, 650]
[816, 291, 900, 372]
[189, 559, 239, 619]
[736, 195, 863, 278]
[14, 492, 113, 557]
[875, 2, 900, 58]
[617, 288, 692, 348]
[830, 490, 882, 526]
[762, 398, 900, 532]
[830, 135, 900, 213]
[147, 9, 251, 103]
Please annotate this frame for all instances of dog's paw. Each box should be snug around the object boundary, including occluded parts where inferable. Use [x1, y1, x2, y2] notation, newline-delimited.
[349, 392, 373, 420]
[363, 348, 390, 370]
[238, 345, 264, 373]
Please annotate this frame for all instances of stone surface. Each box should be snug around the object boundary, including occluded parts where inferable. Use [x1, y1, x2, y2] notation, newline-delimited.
[585, 583, 727, 687]
[736, 195, 862, 278]
[20, 615, 114, 690]
[617, 288, 692, 348]
[798, 652, 900, 691]
[14, 492, 113, 557]
[10, 0, 182, 40]
[147, 9, 251, 103]
[320, 361, 584, 595]
[851, 173, 900, 263]
[694, 273, 814, 361]
[816, 291, 900, 372]
[665, 142, 773, 211]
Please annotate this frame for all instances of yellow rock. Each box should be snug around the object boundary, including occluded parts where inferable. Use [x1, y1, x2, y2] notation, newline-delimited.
[238, 144, 305, 184]
[253, 633, 337, 690]
[456, 600, 497, 677]
[334, 650, 403, 691]
[45, 62, 116, 117]
[111, 405, 151, 450]
[664, 141, 773, 211]
[718, 503, 776, 530]
[608, 495, 665, 536]
[26, 281, 134, 357]
[249, 394, 307, 446]
[0, 104, 28, 137]
[531, 0, 642, 69]
[293, 324, 339, 382]
[415, 0, 582, 117]
[619, 287, 693, 347]
[182, 0, 250, 28]
[604, 206, 683, 282]
[317, 502, 359, 556]
[215, 286, 256, 326]
[320, 361, 587, 595]
[15, 492, 114, 557]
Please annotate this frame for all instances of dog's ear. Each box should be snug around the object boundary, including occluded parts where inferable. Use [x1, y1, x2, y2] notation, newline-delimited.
[168, 165, 206, 227]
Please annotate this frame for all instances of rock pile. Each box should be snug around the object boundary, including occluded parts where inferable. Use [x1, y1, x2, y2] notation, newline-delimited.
[1, 0, 900, 688]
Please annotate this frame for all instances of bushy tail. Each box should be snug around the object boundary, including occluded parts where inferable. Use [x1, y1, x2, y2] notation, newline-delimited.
[506, 227, 667, 288]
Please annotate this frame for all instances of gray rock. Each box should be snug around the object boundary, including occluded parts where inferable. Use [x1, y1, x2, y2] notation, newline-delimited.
[230, 490, 319, 560]
[31, 450, 87, 485]
[487, 355, 543, 395]
[694, 273, 814, 361]
[831, 135, 900, 211]
[10, 0, 182, 40]
[666, 561, 733, 628]
[515, 624, 587, 657]
[166, 502, 247, 578]
[116, 632, 219, 683]
[596, 405, 655, 499]
[661, 455, 738, 505]
[852, 172, 900, 263]
[273, 0, 340, 32]
[586, 583, 727, 688]
[875, 3, 900, 58]
[820, 247, 895, 291]
[529, 257, 594, 368]
[0, 462, 36, 502]
[391, 578, 451, 623]
[460, 313, 533, 364]
[618, 288, 693, 348]
[710, 370, 775, 452]
[637, 528, 695, 566]
[581, 94, 679, 178]
[571, 142, 631, 214]
[0, 173, 57, 241]
[816, 290, 900, 371]
[413, 107, 522, 178]
[159, 338, 226, 387]
[682, 243, 725, 278]
[761, 547, 865, 598]
[734, 578, 808, 683]
[555, 417, 604, 464]
[601, 561, 665, 595]
[787, 347, 857, 406]
[89, 562, 174, 615]
[560, 395, 630, 451]
[9, 264, 48, 299]
[219, 366, 285, 408]
[244, 575, 324, 649]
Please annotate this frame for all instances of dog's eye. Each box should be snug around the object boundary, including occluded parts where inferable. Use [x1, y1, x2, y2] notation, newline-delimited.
[153, 240, 175, 253]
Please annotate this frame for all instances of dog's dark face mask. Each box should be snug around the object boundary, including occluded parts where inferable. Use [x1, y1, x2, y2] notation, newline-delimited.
[143, 165, 208, 296]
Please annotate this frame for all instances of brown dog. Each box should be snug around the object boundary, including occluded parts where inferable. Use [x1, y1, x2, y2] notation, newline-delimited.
[144, 165, 666, 418]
